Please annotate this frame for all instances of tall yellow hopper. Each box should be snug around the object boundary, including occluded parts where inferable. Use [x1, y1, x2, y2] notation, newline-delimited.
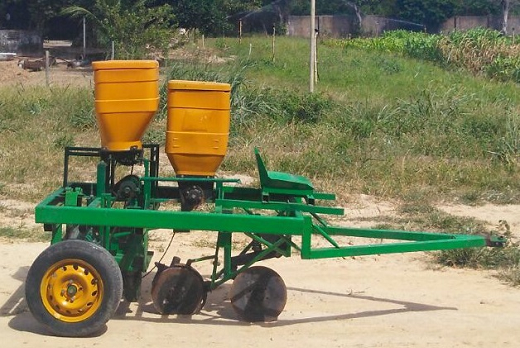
[166, 80, 231, 176]
[92, 60, 159, 152]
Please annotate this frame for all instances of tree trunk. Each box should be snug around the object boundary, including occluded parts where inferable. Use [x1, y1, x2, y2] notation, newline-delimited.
[344, 1, 363, 35]
[501, 0, 510, 34]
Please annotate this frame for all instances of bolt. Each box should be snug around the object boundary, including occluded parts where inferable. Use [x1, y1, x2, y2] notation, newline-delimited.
[67, 284, 78, 297]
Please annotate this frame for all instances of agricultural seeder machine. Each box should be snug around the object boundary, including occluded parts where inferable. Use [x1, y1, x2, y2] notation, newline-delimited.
[25, 60, 506, 337]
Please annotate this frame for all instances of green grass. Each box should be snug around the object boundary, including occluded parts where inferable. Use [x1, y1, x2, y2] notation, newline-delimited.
[0, 226, 50, 242]
[328, 29, 520, 83]
[0, 34, 519, 284]
[1, 36, 519, 203]
[0, 86, 97, 201]
[350, 202, 520, 286]
[196, 36, 520, 203]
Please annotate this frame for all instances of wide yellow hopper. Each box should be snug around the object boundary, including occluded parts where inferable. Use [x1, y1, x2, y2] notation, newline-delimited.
[92, 60, 159, 152]
[166, 80, 231, 176]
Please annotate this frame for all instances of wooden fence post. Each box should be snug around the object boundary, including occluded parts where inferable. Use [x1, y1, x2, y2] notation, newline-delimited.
[272, 25, 276, 63]
[45, 50, 50, 87]
[239, 20, 242, 44]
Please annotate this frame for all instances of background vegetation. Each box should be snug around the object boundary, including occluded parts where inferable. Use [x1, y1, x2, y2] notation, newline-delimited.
[1, 29, 519, 283]
[329, 28, 520, 83]
[1, 30, 519, 203]
[1, 0, 518, 37]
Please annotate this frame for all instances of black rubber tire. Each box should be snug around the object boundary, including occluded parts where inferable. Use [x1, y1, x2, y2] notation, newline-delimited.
[25, 240, 123, 337]
[230, 266, 287, 322]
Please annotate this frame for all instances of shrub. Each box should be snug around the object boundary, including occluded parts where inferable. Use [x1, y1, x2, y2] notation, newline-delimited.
[326, 28, 520, 83]
[62, 0, 175, 59]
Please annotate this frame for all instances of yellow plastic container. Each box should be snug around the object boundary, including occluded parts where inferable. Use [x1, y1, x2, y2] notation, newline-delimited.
[165, 80, 231, 176]
[92, 60, 159, 151]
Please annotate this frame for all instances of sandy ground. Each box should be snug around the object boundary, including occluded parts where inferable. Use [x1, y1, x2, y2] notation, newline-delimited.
[0, 197, 519, 348]
[0, 59, 94, 88]
[1, 52, 520, 347]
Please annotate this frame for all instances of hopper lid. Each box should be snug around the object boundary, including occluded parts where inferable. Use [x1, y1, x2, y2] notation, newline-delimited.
[168, 80, 230, 92]
[92, 60, 158, 70]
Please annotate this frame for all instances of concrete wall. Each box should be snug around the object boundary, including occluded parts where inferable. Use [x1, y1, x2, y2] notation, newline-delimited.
[317, 15, 355, 38]
[362, 16, 425, 36]
[288, 15, 356, 38]
[0, 30, 43, 56]
[441, 16, 520, 33]
[288, 15, 425, 38]
[288, 15, 520, 38]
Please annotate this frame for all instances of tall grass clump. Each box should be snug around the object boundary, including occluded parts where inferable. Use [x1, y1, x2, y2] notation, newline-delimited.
[327, 30, 443, 63]
[147, 56, 340, 160]
[435, 226, 520, 286]
[369, 203, 518, 286]
[438, 28, 520, 82]
[0, 86, 97, 200]
[156, 60, 227, 120]
[207, 35, 520, 202]
[161, 57, 338, 125]
[327, 28, 520, 83]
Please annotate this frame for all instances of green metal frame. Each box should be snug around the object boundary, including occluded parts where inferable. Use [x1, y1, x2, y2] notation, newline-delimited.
[35, 145, 505, 297]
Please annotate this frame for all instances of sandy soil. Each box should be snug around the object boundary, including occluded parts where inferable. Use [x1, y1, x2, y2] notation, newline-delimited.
[0, 55, 93, 88]
[1, 52, 520, 347]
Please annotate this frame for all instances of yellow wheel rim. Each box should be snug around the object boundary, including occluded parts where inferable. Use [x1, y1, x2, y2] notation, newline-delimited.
[40, 259, 104, 323]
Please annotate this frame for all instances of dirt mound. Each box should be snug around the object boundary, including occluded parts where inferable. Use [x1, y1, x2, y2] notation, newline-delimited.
[0, 60, 31, 83]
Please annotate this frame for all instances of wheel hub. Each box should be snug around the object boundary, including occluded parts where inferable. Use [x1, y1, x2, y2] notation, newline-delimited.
[67, 284, 78, 297]
[40, 259, 104, 323]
